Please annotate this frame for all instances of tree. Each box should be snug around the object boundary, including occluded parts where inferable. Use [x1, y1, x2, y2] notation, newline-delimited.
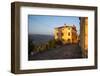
[28, 39, 34, 55]
[48, 39, 56, 48]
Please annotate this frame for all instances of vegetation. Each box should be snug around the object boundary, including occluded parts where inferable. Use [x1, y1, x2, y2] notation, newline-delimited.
[28, 38, 62, 56]
[48, 39, 56, 48]
[28, 39, 34, 55]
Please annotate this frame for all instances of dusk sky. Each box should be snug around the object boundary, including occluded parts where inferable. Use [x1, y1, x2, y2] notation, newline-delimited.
[28, 15, 80, 35]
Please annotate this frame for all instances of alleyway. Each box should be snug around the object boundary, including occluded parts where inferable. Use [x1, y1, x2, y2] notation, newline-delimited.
[29, 44, 83, 60]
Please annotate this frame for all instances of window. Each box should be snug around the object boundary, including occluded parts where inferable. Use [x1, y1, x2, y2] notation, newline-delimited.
[61, 32, 63, 36]
[68, 32, 70, 36]
[57, 32, 63, 36]
[72, 39, 74, 41]
[67, 39, 71, 43]
[68, 27, 70, 30]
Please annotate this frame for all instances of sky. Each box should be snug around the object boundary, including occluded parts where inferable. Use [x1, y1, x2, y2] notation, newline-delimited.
[28, 15, 80, 35]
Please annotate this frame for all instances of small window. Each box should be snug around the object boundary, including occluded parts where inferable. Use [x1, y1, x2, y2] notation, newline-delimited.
[57, 33, 58, 36]
[61, 33, 63, 36]
[68, 27, 70, 30]
[67, 39, 71, 42]
[68, 32, 70, 36]
[57, 32, 63, 36]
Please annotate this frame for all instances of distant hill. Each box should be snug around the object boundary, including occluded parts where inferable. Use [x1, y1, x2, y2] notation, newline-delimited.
[28, 34, 54, 45]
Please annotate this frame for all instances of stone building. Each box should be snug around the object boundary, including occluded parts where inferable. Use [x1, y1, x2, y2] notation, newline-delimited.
[54, 24, 79, 44]
[79, 17, 88, 58]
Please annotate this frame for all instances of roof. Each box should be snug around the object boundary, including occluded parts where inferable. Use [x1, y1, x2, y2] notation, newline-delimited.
[55, 24, 77, 31]
[55, 24, 76, 29]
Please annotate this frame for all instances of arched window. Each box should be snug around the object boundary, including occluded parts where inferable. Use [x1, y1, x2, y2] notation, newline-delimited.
[68, 32, 70, 36]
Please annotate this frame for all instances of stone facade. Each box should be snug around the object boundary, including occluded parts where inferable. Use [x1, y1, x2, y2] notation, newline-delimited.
[79, 17, 88, 58]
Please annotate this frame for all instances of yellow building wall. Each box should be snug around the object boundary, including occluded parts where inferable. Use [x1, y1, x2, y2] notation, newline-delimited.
[54, 25, 78, 44]
[62, 27, 72, 44]
[61, 27, 68, 44]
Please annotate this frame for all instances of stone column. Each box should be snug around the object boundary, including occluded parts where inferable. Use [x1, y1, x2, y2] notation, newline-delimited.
[79, 17, 88, 58]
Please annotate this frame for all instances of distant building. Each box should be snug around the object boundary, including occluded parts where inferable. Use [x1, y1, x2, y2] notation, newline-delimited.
[54, 24, 79, 44]
[79, 17, 88, 58]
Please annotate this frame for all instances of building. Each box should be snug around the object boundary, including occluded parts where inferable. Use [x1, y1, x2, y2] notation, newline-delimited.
[54, 24, 79, 44]
[79, 17, 88, 58]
